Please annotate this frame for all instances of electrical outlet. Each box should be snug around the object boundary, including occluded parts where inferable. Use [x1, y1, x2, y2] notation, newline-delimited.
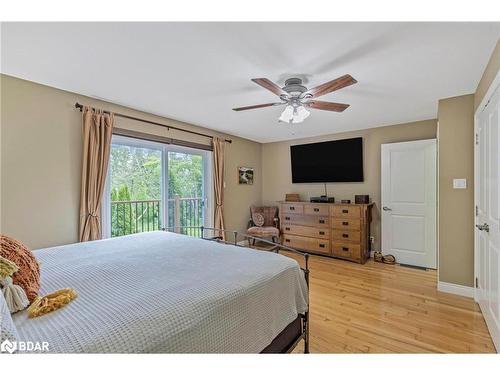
[369, 236, 375, 244]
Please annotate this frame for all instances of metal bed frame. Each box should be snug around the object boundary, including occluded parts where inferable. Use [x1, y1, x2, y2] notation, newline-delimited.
[163, 226, 310, 354]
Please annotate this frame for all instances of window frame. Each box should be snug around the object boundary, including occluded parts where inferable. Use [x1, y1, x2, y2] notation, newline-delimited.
[102, 135, 213, 239]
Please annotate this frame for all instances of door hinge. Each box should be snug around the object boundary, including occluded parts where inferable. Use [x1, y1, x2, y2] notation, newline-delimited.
[475, 205, 479, 216]
[476, 277, 479, 288]
[475, 133, 479, 145]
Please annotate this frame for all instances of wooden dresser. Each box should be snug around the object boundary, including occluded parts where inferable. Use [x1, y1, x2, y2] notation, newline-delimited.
[279, 201, 373, 264]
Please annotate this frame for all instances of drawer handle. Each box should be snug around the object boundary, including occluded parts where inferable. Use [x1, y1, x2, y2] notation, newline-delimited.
[290, 206, 295, 210]
[314, 208, 319, 212]
[342, 247, 349, 251]
[285, 227, 290, 231]
[319, 244, 325, 248]
[342, 233, 349, 238]
[319, 219, 325, 224]
[319, 231, 325, 235]
[285, 239, 290, 243]
[342, 221, 349, 226]
[285, 216, 290, 220]
[342, 209, 349, 213]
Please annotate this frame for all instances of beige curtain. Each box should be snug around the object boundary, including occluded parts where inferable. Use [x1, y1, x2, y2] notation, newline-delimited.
[79, 107, 114, 242]
[213, 137, 226, 240]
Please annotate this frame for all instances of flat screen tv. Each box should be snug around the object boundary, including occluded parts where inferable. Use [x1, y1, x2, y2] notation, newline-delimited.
[290, 137, 363, 183]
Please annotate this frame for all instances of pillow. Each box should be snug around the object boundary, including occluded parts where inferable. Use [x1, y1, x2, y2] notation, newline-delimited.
[0, 256, 18, 281]
[0, 235, 40, 303]
[0, 291, 19, 345]
[252, 212, 265, 227]
[0, 255, 30, 313]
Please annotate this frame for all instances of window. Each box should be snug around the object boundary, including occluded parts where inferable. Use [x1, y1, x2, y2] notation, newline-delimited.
[102, 135, 213, 238]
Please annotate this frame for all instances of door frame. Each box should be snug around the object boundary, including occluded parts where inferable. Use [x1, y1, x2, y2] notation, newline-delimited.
[381, 138, 438, 269]
[101, 135, 213, 238]
[474, 70, 500, 303]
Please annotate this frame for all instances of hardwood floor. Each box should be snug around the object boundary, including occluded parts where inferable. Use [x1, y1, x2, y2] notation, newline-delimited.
[279, 251, 496, 353]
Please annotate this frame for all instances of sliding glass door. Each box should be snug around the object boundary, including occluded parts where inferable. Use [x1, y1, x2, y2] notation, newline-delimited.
[102, 136, 212, 238]
[167, 147, 211, 237]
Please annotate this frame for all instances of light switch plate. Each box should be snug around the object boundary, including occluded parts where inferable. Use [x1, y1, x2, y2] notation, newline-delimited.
[453, 178, 467, 189]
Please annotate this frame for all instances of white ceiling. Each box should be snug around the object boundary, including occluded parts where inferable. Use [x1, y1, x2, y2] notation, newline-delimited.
[1, 22, 499, 143]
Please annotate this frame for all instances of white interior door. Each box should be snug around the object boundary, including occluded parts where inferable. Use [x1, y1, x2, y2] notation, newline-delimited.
[475, 82, 500, 352]
[381, 139, 437, 268]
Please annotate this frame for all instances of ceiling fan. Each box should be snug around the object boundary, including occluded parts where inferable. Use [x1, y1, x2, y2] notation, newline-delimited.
[232, 74, 357, 124]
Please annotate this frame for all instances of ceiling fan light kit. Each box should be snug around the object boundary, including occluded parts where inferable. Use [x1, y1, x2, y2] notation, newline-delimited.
[279, 104, 310, 124]
[233, 75, 357, 124]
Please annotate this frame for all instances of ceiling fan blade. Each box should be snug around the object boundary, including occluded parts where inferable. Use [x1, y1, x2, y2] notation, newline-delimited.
[232, 103, 283, 111]
[306, 100, 350, 112]
[251, 78, 287, 97]
[306, 74, 357, 98]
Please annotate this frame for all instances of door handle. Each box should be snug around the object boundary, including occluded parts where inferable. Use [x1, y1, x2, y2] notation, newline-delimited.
[382, 206, 392, 211]
[476, 223, 490, 233]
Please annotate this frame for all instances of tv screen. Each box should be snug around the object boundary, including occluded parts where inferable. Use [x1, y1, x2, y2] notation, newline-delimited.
[290, 137, 364, 183]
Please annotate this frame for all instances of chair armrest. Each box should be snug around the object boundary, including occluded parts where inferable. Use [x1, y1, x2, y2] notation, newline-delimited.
[273, 217, 279, 228]
[248, 218, 255, 229]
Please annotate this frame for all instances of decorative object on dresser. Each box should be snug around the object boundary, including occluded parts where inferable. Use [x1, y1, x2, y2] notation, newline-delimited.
[355, 195, 370, 204]
[310, 196, 335, 203]
[279, 201, 373, 264]
[285, 193, 301, 202]
[247, 206, 280, 245]
[340, 199, 351, 204]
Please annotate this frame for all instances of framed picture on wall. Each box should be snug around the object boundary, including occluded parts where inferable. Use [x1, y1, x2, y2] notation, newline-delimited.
[238, 167, 254, 185]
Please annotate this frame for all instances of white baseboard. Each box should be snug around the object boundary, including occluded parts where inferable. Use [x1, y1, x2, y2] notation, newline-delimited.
[437, 281, 474, 298]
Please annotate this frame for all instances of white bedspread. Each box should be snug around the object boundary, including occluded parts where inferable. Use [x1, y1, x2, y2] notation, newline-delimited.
[13, 231, 308, 353]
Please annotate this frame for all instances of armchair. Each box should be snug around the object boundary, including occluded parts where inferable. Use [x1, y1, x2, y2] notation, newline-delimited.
[246, 206, 280, 246]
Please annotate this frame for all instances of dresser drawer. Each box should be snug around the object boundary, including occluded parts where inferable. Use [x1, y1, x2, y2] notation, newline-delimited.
[282, 224, 329, 239]
[332, 242, 361, 260]
[332, 229, 361, 243]
[281, 203, 304, 214]
[332, 218, 361, 231]
[331, 205, 361, 218]
[304, 204, 330, 216]
[283, 234, 330, 255]
[281, 214, 329, 228]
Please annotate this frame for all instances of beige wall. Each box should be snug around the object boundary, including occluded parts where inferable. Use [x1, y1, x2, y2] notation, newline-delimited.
[475, 39, 500, 110]
[262, 120, 437, 252]
[437, 94, 475, 287]
[0, 74, 262, 249]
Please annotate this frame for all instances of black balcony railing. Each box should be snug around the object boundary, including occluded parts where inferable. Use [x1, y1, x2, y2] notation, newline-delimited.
[111, 199, 161, 237]
[111, 196, 204, 238]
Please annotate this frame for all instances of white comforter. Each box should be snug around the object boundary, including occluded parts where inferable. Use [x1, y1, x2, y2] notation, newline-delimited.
[13, 231, 308, 353]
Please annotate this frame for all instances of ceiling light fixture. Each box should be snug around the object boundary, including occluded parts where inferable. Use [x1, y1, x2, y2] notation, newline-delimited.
[233, 75, 355, 125]
[279, 104, 310, 124]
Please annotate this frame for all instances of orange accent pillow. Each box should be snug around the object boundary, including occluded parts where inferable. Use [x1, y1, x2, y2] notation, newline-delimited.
[0, 235, 40, 303]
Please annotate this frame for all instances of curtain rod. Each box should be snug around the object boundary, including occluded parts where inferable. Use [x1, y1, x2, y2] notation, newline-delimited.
[74, 102, 232, 144]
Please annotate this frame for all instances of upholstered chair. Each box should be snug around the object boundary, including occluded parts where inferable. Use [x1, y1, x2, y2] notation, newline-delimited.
[246, 206, 280, 246]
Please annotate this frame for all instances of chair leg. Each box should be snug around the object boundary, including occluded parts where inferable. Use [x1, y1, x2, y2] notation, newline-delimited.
[272, 236, 277, 243]
[248, 238, 252, 247]
[252, 238, 256, 246]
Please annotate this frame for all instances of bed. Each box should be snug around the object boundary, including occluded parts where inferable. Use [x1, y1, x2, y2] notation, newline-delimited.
[12, 230, 309, 353]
